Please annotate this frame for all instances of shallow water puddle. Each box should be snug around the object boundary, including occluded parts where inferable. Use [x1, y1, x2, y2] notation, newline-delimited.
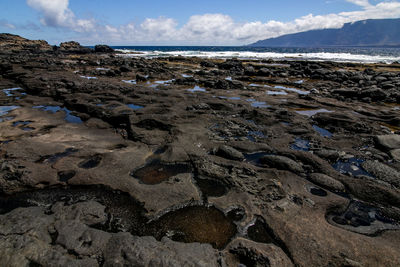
[0, 116, 15, 123]
[131, 160, 192, 185]
[225, 76, 232, 81]
[0, 185, 237, 249]
[148, 79, 174, 88]
[274, 85, 309, 95]
[305, 184, 328, 196]
[80, 75, 97, 80]
[57, 170, 76, 182]
[332, 158, 373, 177]
[96, 67, 110, 71]
[267, 90, 288, 95]
[247, 130, 266, 142]
[36, 148, 79, 164]
[148, 205, 237, 249]
[122, 79, 137, 84]
[327, 200, 400, 235]
[295, 108, 332, 117]
[251, 101, 270, 108]
[33, 105, 82, 123]
[313, 125, 333, 138]
[79, 154, 102, 169]
[194, 177, 228, 198]
[187, 86, 207, 93]
[290, 138, 310, 151]
[0, 106, 20, 117]
[181, 74, 192, 78]
[295, 80, 304, 84]
[244, 152, 271, 166]
[126, 104, 144, 110]
[12, 121, 32, 127]
[2, 87, 23, 97]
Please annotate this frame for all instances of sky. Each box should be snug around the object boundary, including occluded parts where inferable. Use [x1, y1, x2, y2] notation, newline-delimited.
[1, 0, 400, 45]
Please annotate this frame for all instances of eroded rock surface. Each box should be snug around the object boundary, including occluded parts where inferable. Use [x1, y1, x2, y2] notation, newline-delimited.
[0, 34, 399, 266]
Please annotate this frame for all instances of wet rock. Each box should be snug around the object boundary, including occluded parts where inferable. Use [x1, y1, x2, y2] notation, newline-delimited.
[361, 160, 400, 188]
[259, 155, 304, 174]
[309, 173, 345, 191]
[375, 135, 400, 151]
[216, 145, 245, 161]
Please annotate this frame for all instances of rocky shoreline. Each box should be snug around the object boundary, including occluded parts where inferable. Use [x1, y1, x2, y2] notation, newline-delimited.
[0, 34, 400, 266]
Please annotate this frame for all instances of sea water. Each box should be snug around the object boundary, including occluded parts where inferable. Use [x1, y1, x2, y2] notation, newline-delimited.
[110, 46, 400, 64]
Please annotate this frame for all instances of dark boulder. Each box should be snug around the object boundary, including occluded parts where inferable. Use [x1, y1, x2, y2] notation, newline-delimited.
[94, 45, 114, 53]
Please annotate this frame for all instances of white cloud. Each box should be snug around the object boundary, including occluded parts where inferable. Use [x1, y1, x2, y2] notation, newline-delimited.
[26, 0, 400, 45]
[346, 0, 372, 7]
[27, 0, 95, 32]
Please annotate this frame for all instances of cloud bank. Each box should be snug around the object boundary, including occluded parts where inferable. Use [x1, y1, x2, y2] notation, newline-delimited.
[25, 0, 400, 45]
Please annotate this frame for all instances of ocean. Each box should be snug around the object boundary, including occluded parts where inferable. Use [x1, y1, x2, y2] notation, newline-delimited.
[111, 46, 400, 64]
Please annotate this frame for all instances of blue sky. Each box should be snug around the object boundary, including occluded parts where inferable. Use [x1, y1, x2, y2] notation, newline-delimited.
[1, 0, 400, 45]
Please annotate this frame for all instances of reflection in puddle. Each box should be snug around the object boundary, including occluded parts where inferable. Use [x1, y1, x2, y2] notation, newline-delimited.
[80, 76, 97, 80]
[332, 158, 373, 177]
[122, 79, 137, 84]
[251, 101, 270, 108]
[291, 138, 310, 151]
[96, 67, 110, 71]
[2, 87, 22, 97]
[295, 108, 332, 117]
[181, 74, 192, 78]
[126, 104, 144, 110]
[0, 106, 20, 117]
[267, 90, 288, 95]
[274, 85, 309, 95]
[131, 160, 192, 185]
[295, 80, 304, 84]
[327, 200, 400, 235]
[225, 76, 232, 81]
[33, 106, 82, 123]
[313, 125, 333, 138]
[187, 86, 206, 93]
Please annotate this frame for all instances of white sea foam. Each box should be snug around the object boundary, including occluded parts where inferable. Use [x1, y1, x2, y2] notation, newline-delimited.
[116, 49, 400, 64]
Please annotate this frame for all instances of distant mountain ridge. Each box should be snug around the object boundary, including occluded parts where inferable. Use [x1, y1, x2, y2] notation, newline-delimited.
[249, 18, 400, 47]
